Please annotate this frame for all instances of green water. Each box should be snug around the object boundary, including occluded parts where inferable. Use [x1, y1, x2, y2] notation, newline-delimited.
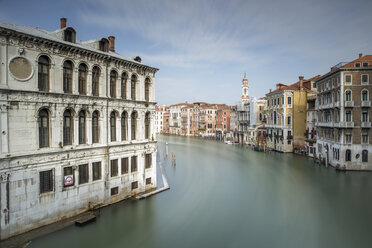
[29, 135, 372, 248]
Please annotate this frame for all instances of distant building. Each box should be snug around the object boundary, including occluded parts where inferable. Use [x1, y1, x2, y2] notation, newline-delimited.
[234, 74, 266, 144]
[315, 54, 371, 170]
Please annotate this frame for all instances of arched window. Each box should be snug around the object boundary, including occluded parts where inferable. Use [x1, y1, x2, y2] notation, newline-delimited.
[345, 90, 352, 101]
[78, 111, 86, 144]
[78, 64, 87, 95]
[131, 75, 137, 101]
[63, 110, 73, 145]
[38, 56, 50, 91]
[145, 78, 150, 102]
[110, 71, 117, 98]
[345, 149, 351, 162]
[110, 112, 116, 142]
[92, 111, 99, 143]
[121, 111, 128, 141]
[145, 112, 150, 139]
[259, 113, 262, 121]
[131, 111, 137, 140]
[92, 66, 100, 96]
[38, 109, 49, 148]
[362, 150, 368, 162]
[362, 89, 368, 101]
[121, 72, 128, 99]
[274, 111, 277, 124]
[63, 60, 73, 93]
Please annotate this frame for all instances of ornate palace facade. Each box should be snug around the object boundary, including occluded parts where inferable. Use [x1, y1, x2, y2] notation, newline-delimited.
[0, 18, 158, 239]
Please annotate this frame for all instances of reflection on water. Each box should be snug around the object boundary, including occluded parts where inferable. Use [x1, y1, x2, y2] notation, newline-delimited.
[30, 135, 372, 248]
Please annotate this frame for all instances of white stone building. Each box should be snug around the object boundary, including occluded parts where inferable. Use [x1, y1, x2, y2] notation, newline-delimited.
[0, 18, 158, 239]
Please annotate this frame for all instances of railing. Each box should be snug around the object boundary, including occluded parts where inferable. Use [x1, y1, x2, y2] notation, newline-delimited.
[361, 122, 371, 128]
[335, 121, 354, 128]
[361, 101, 371, 107]
[344, 101, 354, 107]
[316, 122, 334, 127]
[318, 103, 334, 109]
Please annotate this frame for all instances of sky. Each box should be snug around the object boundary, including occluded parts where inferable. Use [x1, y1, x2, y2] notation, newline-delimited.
[1, 0, 371, 106]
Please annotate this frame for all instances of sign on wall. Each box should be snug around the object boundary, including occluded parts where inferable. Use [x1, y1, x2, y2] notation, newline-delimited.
[64, 175, 74, 186]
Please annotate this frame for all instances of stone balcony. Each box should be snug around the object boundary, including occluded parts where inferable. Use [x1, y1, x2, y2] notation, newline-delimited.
[316, 122, 333, 127]
[335, 121, 354, 128]
[344, 101, 354, 107]
[361, 122, 372, 128]
[361, 101, 371, 107]
[318, 103, 334, 109]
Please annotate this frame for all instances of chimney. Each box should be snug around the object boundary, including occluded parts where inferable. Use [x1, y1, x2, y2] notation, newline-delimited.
[269, 89, 272, 93]
[276, 83, 280, 90]
[108, 36, 115, 52]
[299, 76, 304, 90]
[359, 53, 363, 58]
[60, 18, 67, 29]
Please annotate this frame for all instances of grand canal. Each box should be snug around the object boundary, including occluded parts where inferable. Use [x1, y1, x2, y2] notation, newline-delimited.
[29, 135, 372, 248]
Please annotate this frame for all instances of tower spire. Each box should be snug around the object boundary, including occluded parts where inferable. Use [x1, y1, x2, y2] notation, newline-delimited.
[241, 73, 249, 102]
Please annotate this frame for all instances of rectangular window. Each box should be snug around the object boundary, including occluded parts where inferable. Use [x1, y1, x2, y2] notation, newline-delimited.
[287, 97, 292, 105]
[355, 62, 360, 67]
[145, 154, 152, 169]
[146, 178, 152, 185]
[40, 170, 53, 194]
[362, 111, 368, 122]
[362, 62, 368, 67]
[361, 74, 369, 85]
[121, 158, 129, 174]
[79, 164, 89, 184]
[111, 187, 118, 196]
[111, 159, 118, 177]
[131, 181, 138, 190]
[345, 75, 352, 84]
[345, 133, 352, 143]
[362, 132, 368, 144]
[131, 156, 137, 172]
[92, 162, 101, 181]
[63, 166, 74, 187]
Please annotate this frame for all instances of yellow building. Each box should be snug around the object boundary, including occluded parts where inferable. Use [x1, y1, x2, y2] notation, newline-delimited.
[265, 76, 319, 152]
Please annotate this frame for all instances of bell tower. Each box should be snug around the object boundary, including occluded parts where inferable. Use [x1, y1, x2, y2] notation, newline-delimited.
[241, 73, 249, 102]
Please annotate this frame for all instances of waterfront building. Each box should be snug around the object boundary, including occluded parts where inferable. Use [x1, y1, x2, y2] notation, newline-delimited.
[235, 74, 267, 144]
[265, 76, 319, 152]
[0, 18, 158, 239]
[305, 95, 317, 158]
[155, 104, 168, 135]
[169, 102, 188, 135]
[315, 54, 372, 170]
[216, 105, 232, 140]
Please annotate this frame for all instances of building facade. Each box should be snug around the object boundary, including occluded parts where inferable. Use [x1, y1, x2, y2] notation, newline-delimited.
[0, 19, 158, 239]
[266, 76, 318, 152]
[316, 54, 371, 170]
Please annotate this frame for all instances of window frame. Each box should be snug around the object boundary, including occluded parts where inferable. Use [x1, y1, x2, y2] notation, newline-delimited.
[79, 164, 89, 185]
[78, 64, 87, 95]
[38, 56, 50, 92]
[40, 169, 53, 194]
[63, 60, 73, 93]
[38, 109, 49, 148]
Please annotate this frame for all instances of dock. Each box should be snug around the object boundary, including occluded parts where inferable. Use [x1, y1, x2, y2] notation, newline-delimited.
[75, 212, 98, 226]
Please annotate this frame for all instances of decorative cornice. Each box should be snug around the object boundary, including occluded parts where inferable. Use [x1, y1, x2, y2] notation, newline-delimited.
[0, 26, 159, 75]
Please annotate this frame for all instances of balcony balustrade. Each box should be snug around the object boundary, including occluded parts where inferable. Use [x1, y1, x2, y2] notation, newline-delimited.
[361, 122, 371, 128]
[336, 121, 354, 128]
[361, 101, 371, 107]
[344, 101, 354, 107]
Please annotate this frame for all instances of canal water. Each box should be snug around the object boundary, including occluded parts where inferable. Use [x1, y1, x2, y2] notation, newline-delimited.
[29, 135, 372, 248]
